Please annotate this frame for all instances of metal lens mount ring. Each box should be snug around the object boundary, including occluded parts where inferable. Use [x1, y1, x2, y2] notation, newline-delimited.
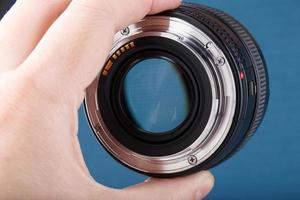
[85, 16, 236, 175]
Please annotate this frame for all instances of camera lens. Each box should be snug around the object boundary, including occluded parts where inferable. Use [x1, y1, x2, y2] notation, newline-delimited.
[123, 57, 190, 134]
[85, 3, 269, 177]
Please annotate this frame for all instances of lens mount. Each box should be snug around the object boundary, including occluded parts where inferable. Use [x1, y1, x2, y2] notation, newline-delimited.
[85, 4, 269, 177]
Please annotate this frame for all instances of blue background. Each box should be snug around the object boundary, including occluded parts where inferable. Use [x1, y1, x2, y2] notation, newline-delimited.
[77, 0, 300, 199]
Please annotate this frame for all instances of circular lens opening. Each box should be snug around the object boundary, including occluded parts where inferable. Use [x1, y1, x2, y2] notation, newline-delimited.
[123, 58, 190, 134]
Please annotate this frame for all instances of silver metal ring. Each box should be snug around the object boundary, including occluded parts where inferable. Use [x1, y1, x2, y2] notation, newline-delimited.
[85, 16, 236, 174]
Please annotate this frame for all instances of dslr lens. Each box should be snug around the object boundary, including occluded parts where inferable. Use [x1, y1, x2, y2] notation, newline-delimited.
[85, 3, 269, 177]
[123, 58, 190, 134]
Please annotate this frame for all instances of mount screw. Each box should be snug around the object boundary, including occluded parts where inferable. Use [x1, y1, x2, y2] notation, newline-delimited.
[121, 27, 130, 35]
[188, 155, 198, 165]
[215, 57, 226, 66]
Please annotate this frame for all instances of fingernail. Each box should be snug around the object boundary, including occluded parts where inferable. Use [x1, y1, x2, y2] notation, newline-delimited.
[195, 173, 214, 200]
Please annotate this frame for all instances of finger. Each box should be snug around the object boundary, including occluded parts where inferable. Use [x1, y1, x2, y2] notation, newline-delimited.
[124, 171, 215, 200]
[0, 0, 71, 73]
[19, 0, 181, 106]
[107, 0, 182, 29]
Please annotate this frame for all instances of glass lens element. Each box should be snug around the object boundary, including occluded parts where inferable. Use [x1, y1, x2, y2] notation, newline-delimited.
[123, 58, 190, 134]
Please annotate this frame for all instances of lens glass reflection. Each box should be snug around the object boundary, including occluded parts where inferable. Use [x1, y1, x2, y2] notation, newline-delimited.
[123, 58, 190, 134]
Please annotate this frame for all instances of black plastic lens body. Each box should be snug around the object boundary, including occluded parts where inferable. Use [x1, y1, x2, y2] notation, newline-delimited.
[85, 3, 269, 177]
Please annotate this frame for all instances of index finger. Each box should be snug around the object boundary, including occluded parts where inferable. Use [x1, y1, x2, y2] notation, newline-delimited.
[0, 0, 70, 73]
[19, 0, 181, 105]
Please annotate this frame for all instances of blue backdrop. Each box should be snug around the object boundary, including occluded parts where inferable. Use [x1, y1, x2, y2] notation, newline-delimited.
[78, 0, 300, 199]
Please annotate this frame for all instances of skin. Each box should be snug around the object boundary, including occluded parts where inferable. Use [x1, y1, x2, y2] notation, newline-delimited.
[0, 0, 214, 199]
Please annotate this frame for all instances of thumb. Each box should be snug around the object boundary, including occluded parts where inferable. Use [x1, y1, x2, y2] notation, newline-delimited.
[123, 171, 214, 200]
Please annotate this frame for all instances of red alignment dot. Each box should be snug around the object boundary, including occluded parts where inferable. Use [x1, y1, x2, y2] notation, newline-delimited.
[240, 71, 245, 80]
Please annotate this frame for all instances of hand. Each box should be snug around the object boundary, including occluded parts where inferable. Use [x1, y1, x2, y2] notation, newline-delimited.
[0, 0, 214, 199]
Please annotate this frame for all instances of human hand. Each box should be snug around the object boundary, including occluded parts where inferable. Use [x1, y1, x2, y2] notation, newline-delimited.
[0, 0, 214, 199]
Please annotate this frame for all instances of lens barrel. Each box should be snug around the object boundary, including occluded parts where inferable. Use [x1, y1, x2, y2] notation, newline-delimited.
[85, 3, 269, 177]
